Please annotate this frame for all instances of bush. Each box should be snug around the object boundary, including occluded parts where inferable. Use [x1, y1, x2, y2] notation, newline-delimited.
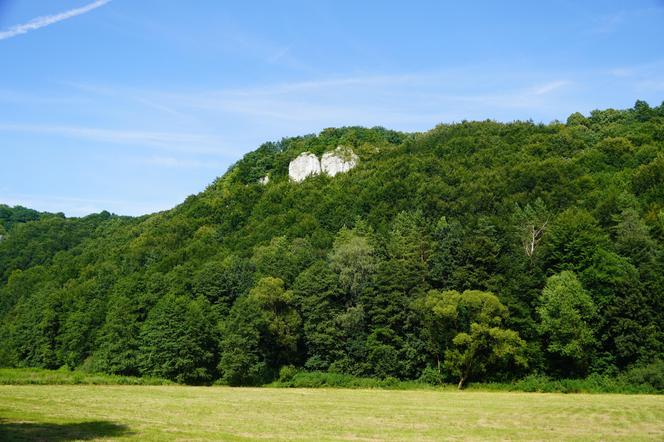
[0, 368, 173, 385]
[511, 374, 556, 393]
[278, 365, 298, 383]
[270, 369, 663, 393]
[418, 366, 444, 385]
[479, 372, 662, 394]
[269, 371, 445, 390]
[272, 371, 382, 389]
[621, 361, 664, 390]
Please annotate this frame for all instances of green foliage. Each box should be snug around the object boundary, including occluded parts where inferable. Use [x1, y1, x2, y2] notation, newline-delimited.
[487, 373, 660, 394]
[251, 237, 315, 286]
[418, 366, 445, 385]
[270, 370, 428, 389]
[621, 360, 664, 391]
[417, 289, 526, 388]
[0, 367, 172, 385]
[541, 208, 609, 273]
[581, 249, 661, 369]
[1, 102, 663, 386]
[278, 364, 298, 383]
[192, 255, 253, 316]
[93, 295, 141, 375]
[512, 198, 551, 258]
[138, 294, 218, 384]
[329, 224, 376, 299]
[445, 322, 527, 389]
[218, 277, 301, 385]
[537, 271, 597, 376]
[0, 204, 47, 231]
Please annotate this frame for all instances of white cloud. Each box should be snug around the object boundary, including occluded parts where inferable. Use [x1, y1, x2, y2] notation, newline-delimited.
[0, 0, 111, 41]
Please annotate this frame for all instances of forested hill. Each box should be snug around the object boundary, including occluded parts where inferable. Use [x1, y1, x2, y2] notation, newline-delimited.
[1, 101, 663, 386]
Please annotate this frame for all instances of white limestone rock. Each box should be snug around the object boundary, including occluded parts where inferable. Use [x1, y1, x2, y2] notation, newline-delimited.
[259, 175, 270, 185]
[321, 146, 358, 177]
[289, 152, 321, 182]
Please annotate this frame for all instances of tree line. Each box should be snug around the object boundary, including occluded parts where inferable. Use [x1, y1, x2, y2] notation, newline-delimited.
[0, 101, 663, 387]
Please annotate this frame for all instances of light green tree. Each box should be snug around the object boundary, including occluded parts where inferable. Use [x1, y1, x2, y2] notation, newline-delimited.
[445, 322, 527, 389]
[537, 271, 597, 374]
[329, 226, 376, 299]
[417, 289, 527, 388]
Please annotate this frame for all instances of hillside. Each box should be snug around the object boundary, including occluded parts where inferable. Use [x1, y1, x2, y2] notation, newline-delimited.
[1, 101, 663, 386]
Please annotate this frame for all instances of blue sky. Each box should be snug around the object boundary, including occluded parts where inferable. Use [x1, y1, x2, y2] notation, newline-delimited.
[1, 0, 663, 216]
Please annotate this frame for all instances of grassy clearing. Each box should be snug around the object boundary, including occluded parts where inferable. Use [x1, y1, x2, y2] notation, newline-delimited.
[0, 385, 663, 441]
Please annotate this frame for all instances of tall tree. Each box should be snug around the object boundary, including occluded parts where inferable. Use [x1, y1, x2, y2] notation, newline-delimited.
[218, 277, 301, 385]
[94, 294, 141, 375]
[139, 294, 218, 384]
[537, 271, 597, 376]
[418, 289, 526, 388]
[329, 225, 376, 301]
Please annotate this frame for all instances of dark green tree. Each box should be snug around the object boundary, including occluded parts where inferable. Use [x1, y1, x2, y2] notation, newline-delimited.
[94, 295, 141, 375]
[138, 294, 218, 384]
[218, 277, 301, 385]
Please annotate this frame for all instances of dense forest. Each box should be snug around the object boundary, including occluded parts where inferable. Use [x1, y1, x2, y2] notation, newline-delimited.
[1, 101, 663, 387]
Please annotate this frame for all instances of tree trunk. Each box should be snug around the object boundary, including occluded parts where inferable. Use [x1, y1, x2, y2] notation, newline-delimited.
[457, 375, 467, 390]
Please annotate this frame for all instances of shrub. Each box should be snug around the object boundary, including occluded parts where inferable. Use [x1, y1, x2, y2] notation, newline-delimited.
[278, 365, 298, 383]
[418, 366, 444, 385]
[621, 361, 664, 390]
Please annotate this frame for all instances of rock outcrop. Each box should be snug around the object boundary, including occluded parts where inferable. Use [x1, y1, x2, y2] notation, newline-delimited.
[288, 147, 358, 182]
[321, 146, 358, 177]
[288, 152, 321, 182]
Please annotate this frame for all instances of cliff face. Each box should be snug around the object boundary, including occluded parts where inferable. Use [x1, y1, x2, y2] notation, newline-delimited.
[321, 147, 358, 177]
[288, 152, 321, 182]
[288, 147, 358, 182]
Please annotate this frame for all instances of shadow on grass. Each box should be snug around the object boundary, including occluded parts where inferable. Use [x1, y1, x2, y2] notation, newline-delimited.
[0, 418, 132, 441]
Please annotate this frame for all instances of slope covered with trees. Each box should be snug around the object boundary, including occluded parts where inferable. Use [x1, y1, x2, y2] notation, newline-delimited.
[1, 101, 663, 387]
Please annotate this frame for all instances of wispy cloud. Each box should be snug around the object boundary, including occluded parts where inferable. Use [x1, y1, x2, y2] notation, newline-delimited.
[605, 60, 664, 93]
[63, 82, 189, 118]
[590, 7, 664, 35]
[40, 70, 584, 146]
[591, 11, 626, 35]
[139, 155, 225, 169]
[0, 0, 111, 41]
[227, 28, 311, 71]
[144, 72, 577, 127]
[531, 80, 570, 95]
[0, 123, 234, 156]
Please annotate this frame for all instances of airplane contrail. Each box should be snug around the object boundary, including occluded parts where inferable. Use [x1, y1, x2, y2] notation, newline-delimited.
[0, 0, 111, 41]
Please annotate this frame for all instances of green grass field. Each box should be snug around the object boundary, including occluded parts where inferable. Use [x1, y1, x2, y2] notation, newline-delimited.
[1, 385, 663, 441]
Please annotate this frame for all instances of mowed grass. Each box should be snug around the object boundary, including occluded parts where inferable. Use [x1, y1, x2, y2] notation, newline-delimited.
[1, 386, 663, 441]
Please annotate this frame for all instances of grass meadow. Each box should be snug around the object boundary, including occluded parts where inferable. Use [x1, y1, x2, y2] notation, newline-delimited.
[1, 384, 663, 441]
